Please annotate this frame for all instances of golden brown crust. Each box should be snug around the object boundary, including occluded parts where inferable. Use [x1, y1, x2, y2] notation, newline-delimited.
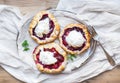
[33, 43, 67, 74]
[29, 11, 60, 44]
[59, 23, 91, 55]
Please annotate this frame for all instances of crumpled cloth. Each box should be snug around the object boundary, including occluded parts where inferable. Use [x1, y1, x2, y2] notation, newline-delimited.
[0, 0, 120, 82]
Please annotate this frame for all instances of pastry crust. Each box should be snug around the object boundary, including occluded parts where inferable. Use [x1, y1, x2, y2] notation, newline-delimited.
[33, 43, 67, 74]
[29, 11, 60, 44]
[59, 24, 91, 55]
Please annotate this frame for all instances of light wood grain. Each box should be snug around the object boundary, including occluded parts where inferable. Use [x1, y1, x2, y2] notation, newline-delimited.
[0, 67, 23, 83]
[0, 0, 120, 83]
[82, 66, 120, 83]
[0, 0, 4, 4]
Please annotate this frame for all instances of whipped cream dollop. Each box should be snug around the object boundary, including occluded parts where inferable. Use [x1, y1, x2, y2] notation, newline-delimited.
[39, 49, 57, 65]
[35, 18, 50, 37]
[66, 30, 86, 47]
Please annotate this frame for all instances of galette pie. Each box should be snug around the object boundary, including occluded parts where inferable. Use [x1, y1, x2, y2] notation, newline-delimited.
[29, 11, 60, 44]
[33, 43, 67, 74]
[59, 24, 91, 54]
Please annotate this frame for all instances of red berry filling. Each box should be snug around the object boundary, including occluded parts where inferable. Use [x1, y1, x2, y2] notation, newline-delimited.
[62, 27, 86, 51]
[32, 14, 55, 40]
[35, 47, 64, 69]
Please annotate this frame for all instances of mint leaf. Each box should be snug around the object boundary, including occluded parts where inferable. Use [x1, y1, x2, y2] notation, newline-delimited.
[22, 40, 30, 51]
[71, 54, 76, 58]
[22, 40, 29, 47]
[68, 54, 76, 61]
[23, 48, 30, 51]
[70, 56, 73, 61]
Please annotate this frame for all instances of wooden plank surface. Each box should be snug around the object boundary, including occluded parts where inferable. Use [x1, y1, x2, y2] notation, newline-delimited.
[0, 0, 120, 83]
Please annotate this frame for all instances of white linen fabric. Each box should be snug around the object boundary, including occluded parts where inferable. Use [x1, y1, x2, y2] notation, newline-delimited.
[0, 0, 120, 82]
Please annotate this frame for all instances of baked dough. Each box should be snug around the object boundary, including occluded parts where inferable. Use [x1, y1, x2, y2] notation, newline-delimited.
[29, 11, 60, 44]
[33, 43, 67, 74]
[59, 24, 91, 54]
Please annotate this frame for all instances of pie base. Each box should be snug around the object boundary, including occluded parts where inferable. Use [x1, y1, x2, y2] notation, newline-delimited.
[29, 11, 60, 44]
[59, 24, 91, 54]
[33, 43, 67, 74]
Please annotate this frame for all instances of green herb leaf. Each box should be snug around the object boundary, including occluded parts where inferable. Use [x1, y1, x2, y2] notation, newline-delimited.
[22, 40, 29, 47]
[22, 40, 30, 51]
[70, 56, 73, 61]
[71, 54, 76, 58]
[23, 47, 30, 51]
[68, 54, 76, 61]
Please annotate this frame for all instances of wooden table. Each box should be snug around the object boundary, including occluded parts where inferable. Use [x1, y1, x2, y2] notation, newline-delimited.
[0, 0, 120, 83]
